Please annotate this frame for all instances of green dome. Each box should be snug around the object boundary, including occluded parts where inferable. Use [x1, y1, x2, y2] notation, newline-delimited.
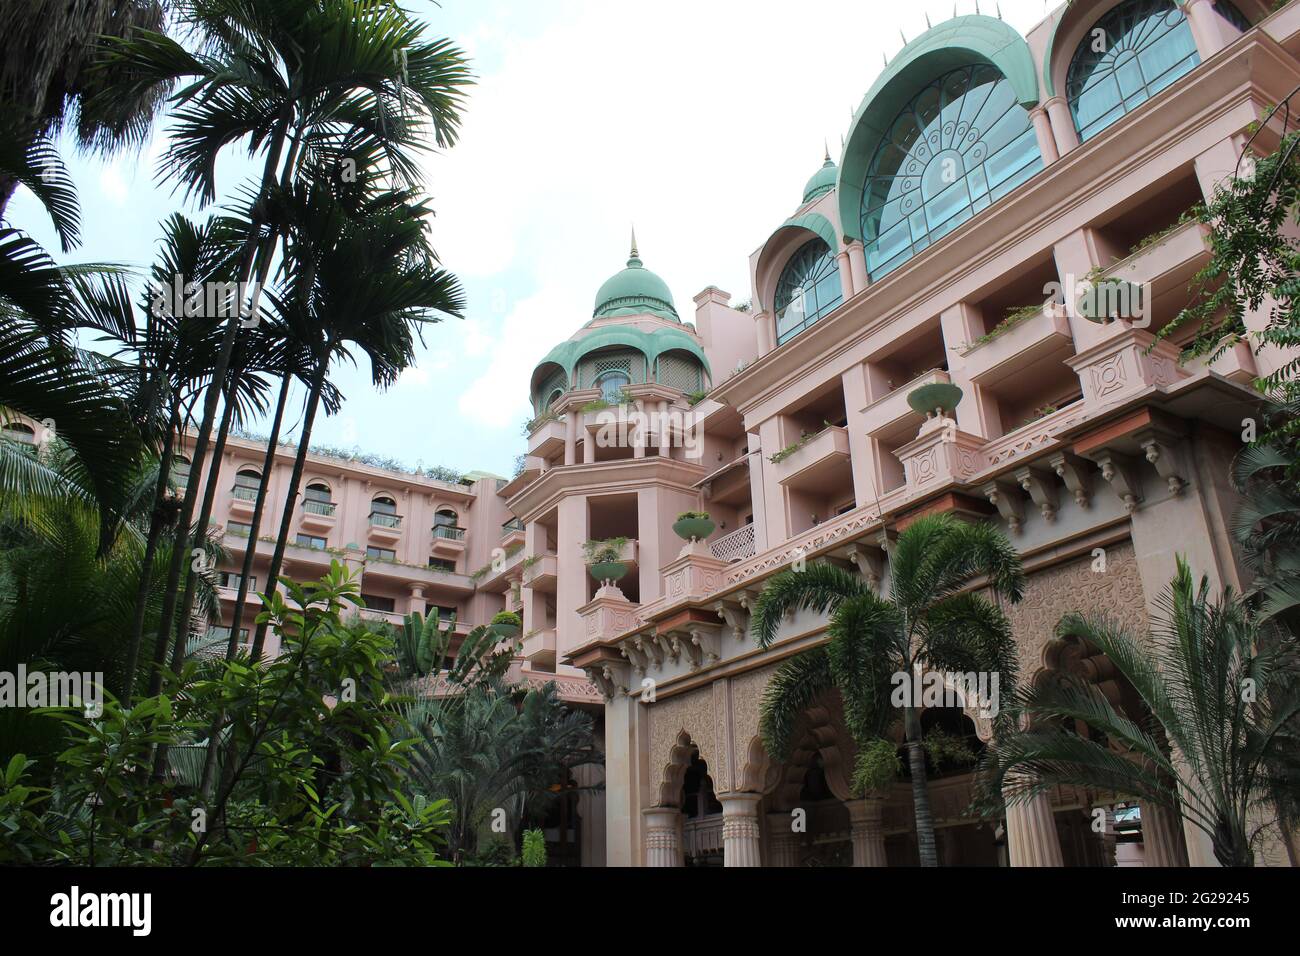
[803, 150, 837, 204]
[592, 234, 679, 322]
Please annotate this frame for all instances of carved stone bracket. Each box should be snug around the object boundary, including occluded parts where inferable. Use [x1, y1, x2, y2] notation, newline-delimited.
[1048, 451, 1092, 510]
[1135, 428, 1188, 497]
[843, 543, 885, 591]
[669, 626, 721, 671]
[712, 599, 750, 643]
[584, 663, 629, 700]
[1090, 450, 1143, 514]
[982, 479, 1026, 534]
[1014, 465, 1059, 524]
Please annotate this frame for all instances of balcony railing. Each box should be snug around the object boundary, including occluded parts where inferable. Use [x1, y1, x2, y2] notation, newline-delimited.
[433, 525, 466, 541]
[502, 518, 525, 534]
[303, 499, 337, 516]
[710, 524, 757, 563]
[231, 485, 259, 501]
[369, 512, 403, 529]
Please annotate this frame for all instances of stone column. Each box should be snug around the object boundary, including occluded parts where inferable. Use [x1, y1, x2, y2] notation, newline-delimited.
[836, 249, 855, 299]
[1030, 105, 1059, 165]
[582, 423, 595, 464]
[766, 811, 802, 867]
[1044, 95, 1079, 157]
[1004, 781, 1064, 867]
[1140, 801, 1188, 867]
[719, 793, 763, 867]
[846, 798, 889, 867]
[753, 310, 774, 357]
[564, 411, 577, 466]
[1183, 0, 1236, 60]
[642, 808, 683, 867]
[846, 240, 869, 292]
[657, 401, 671, 458]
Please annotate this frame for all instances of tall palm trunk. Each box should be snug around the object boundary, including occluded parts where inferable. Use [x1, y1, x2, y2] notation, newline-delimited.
[167, 370, 240, 674]
[904, 704, 938, 867]
[196, 370, 292, 799]
[121, 408, 178, 700]
[226, 370, 292, 653]
[250, 335, 337, 660]
[148, 118, 293, 692]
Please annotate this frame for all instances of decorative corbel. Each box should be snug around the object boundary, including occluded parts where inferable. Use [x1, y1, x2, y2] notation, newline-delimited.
[1014, 465, 1058, 524]
[1093, 450, 1143, 514]
[655, 633, 679, 664]
[688, 628, 720, 669]
[619, 640, 649, 676]
[712, 600, 749, 642]
[633, 634, 663, 670]
[1136, 429, 1188, 497]
[1048, 451, 1092, 510]
[982, 479, 1025, 534]
[585, 667, 619, 700]
[845, 544, 884, 591]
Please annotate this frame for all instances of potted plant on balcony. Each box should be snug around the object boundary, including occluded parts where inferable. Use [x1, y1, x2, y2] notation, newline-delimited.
[673, 511, 715, 542]
[490, 611, 521, 639]
[906, 382, 964, 419]
[584, 537, 629, 585]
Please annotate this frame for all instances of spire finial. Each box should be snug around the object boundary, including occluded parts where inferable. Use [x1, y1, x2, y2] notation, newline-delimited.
[824, 140, 831, 164]
[628, 226, 641, 267]
[925, 12, 932, 28]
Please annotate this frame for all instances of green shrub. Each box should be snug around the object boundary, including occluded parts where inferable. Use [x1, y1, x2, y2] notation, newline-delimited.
[522, 828, 547, 868]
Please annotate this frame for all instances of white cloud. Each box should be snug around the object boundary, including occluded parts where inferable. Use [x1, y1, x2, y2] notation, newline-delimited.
[428, 0, 1056, 435]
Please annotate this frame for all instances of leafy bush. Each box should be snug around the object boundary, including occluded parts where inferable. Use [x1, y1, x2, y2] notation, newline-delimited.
[852, 738, 902, 796]
[521, 828, 547, 867]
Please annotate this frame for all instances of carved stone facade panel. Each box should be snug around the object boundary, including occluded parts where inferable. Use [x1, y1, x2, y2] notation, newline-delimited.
[999, 540, 1149, 682]
[647, 683, 721, 807]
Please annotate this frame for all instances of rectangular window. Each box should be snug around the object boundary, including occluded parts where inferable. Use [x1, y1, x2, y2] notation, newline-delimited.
[362, 594, 396, 613]
[208, 625, 250, 644]
[367, 546, 396, 561]
[218, 572, 256, 591]
[228, 522, 252, 538]
[295, 533, 327, 550]
[427, 604, 458, 623]
[428, 558, 457, 573]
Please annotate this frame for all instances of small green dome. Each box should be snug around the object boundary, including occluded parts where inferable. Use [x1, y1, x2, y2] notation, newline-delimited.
[592, 233, 679, 322]
[803, 150, 837, 204]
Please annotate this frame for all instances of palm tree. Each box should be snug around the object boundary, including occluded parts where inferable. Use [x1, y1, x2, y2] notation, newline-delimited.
[976, 558, 1300, 867]
[96, 0, 473, 685]
[401, 680, 602, 863]
[0, 0, 168, 214]
[751, 513, 1025, 867]
[245, 174, 464, 660]
[1232, 422, 1300, 633]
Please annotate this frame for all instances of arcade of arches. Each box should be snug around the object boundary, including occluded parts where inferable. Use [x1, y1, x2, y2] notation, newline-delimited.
[640, 541, 1197, 867]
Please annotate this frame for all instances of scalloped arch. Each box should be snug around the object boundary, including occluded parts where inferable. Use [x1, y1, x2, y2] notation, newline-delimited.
[1041, 0, 1195, 98]
[836, 14, 1040, 243]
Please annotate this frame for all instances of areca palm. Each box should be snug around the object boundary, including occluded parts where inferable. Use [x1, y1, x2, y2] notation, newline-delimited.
[401, 680, 602, 863]
[976, 558, 1300, 867]
[1231, 424, 1300, 632]
[96, 0, 473, 687]
[752, 513, 1024, 867]
[244, 174, 464, 660]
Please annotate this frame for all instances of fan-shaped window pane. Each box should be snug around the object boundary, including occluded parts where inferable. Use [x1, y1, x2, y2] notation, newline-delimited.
[774, 238, 843, 345]
[1066, 0, 1210, 143]
[861, 65, 1042, 280]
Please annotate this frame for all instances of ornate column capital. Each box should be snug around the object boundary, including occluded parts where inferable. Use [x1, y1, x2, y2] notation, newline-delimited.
[718, 792, 763, 867]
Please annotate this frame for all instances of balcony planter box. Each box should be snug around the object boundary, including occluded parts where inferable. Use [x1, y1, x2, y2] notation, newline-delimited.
[672, 516, 715, 542]
[963, 306, 1072, 388]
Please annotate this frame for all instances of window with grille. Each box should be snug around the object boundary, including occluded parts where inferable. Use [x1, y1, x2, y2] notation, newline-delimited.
[656, 352, 703, 392]
[535, 368, 568, 413]
[362, 594, 396, 613]
[578, 350, 645, 389]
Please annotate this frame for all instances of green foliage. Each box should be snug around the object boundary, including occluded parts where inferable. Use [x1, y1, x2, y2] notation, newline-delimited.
[393, 610, 514, 687]
[676, 511, 710, 521]
[491, 611, 522, 629]
[753, 513, 1024, 867]
[1231, 434, 1300, 630]
[976, 558, 1300, 867]
[851, 738, 902, 797]
[1156, 130, 1300, 421]
[768, 422, 833, 464]
[969, 304, 1040, 349]
[400, 680, 602, 862]
[922, 727, 975, 772]
[583, 536, 629, 564]
[521, 827, 547, 867]
[1129, 203, 1205, 256]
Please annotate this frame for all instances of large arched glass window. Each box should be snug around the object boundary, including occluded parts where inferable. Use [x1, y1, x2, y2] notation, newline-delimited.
[596, 370, 630, 403]
[1066, 0, 1206, 143]
[861, 64, 1042, 280]
[774, 238, 843, 345]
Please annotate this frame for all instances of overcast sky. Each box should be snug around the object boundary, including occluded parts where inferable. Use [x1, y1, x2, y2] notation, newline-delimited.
[9, 0, 1060, 477]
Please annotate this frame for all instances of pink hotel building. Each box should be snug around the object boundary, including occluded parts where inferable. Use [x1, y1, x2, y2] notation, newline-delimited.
[189, 0, 1298, 867]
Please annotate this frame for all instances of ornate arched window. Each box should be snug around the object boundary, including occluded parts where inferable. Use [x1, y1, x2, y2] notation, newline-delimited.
[861, 64, 1042, 280]
[774, 238, 843, 345]
[1066, 0, 1213, 142]
[595, 369, 630, 403]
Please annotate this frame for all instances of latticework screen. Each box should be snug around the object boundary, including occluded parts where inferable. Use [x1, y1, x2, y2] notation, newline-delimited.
[656, 352, 703, 393]
[577, 350, 645, 389]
